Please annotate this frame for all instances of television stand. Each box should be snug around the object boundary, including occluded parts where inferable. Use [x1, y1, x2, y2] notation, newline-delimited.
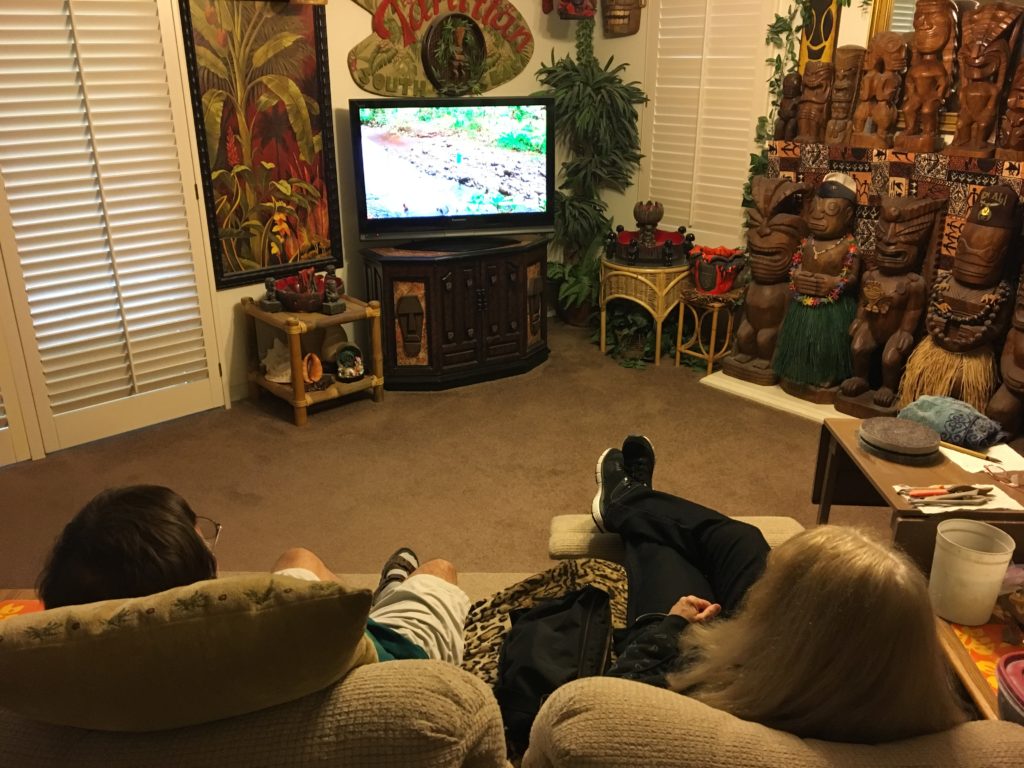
[395, 235, 520, 253]
[363, 234, 549, 390]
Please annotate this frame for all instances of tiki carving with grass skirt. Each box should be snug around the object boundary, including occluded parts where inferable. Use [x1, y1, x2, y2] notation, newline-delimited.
[900, 185, 1021, 412]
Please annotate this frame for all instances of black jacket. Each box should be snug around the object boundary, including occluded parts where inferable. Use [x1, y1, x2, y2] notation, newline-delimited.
[605, 613, 688, 688]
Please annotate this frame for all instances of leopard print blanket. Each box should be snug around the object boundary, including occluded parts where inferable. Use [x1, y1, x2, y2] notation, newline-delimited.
[460, 558, 628, 686]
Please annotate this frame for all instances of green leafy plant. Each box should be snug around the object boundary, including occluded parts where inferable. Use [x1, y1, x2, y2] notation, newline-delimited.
[536, 18, 647, 310]
[592, 300, 678, 369]
[547, 235, 603, 309]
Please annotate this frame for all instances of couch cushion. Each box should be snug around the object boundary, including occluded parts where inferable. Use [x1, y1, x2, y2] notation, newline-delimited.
[0, 573, 377, 731]
[548, 514, 805, 562]
[525, 676, 1024, 768]
[0, 660, 512, 768]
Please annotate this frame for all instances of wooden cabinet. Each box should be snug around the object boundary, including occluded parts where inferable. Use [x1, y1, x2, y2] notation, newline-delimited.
[363, 235, 549, 389]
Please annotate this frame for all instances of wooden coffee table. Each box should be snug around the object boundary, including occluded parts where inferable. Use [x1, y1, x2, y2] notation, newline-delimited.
[811, 417, 1024, 575]
[936, 619, 1001, 720]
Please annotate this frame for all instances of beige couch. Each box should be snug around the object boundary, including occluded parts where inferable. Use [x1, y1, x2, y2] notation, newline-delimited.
[0, 660, 509, 768]
[525, 676, 1024, 767]
[3, 518, 1023, 768]
[0, 572, 510, 768]
[6, 656, 1022, 768]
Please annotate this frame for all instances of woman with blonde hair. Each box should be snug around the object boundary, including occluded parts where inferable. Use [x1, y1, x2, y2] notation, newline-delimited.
[593, 437, 967, 744]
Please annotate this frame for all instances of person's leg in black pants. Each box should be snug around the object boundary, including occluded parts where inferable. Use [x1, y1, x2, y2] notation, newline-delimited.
[605, 484, 771, 620]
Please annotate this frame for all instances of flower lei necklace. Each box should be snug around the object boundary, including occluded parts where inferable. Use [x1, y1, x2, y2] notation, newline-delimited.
[789, 236, 857, 307]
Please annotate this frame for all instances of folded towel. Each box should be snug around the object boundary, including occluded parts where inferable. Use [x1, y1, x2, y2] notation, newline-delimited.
[898, 395, 1007, 450]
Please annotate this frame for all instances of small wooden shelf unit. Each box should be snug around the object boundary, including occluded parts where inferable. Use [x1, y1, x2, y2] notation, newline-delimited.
[241, 295, 384, 426]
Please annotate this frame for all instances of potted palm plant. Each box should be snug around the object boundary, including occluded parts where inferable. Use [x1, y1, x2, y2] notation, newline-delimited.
[537, 18, 647, 326]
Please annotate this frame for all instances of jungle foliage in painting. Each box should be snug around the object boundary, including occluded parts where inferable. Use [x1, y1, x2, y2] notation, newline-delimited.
[182, 1, 342, 288]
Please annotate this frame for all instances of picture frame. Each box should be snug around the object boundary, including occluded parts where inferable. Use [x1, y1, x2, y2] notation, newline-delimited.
[178, 0, 342, 289]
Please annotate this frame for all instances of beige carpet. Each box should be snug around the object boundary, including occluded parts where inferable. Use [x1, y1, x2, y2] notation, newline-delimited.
[0, 322, 889, 588]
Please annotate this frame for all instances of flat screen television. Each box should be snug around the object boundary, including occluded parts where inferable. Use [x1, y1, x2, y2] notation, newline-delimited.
[349, 96, 555, 244]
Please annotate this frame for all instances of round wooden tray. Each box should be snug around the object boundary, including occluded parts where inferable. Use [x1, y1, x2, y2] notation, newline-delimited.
[858, 416, 942, 466]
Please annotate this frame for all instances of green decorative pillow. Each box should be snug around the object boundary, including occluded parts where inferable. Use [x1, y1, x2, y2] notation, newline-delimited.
[0, 573, 377, 731]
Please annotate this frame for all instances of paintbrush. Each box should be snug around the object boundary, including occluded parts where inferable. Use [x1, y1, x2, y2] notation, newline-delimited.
[939, 441, 1001, 463]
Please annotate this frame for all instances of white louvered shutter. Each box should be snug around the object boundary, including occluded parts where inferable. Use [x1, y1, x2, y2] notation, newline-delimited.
[0, 0, 222, 453]
[641, 0, 773, 248]
[889, 0, 916, 34]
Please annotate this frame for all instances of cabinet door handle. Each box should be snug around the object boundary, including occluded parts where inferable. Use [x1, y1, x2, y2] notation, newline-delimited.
[490, 274, 498, 285]
[467, 327, 475, 339]
[510, 320, 518, 331]
[491, 323, 498, 333]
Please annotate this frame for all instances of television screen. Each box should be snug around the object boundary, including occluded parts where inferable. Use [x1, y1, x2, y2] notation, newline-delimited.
[349, 96, 555, 242]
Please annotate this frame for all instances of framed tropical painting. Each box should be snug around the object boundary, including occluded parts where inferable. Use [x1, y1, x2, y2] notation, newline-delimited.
[179, 0, 343, 289]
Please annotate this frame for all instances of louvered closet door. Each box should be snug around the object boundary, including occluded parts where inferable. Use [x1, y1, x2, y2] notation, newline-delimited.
[640, 0, 776, 247]
[889, 0, 916, 34]
[0, 0, 223, 455]
[0, 251, 39, 466]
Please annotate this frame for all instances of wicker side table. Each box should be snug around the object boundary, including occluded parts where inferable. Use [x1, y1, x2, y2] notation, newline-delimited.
[599, 258, 690, 366]
[675, 282, 744, 375]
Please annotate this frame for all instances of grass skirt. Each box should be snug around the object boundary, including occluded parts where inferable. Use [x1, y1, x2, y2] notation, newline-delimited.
[898, 336, 997, 413]
[772, 296, 855, 386]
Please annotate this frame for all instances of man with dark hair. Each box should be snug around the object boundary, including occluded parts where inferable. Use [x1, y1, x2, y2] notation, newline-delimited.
[38, 486, 217, 608]
[38, 485, 470, 665]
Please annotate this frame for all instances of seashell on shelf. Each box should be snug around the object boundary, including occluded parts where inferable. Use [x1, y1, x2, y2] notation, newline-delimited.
[302, 352, 323, 384]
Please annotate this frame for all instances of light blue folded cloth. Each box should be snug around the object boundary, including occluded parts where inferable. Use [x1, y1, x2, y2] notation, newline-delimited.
[898, 395, 1007, 450]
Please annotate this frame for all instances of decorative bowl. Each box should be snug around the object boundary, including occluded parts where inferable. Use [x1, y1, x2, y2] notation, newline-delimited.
[275, 274, 325, 313]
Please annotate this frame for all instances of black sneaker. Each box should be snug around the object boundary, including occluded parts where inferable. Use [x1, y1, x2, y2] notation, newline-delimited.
[622, 435, 655, 487]
[592, 448, 629, 533]
[372, 547, 419, 604]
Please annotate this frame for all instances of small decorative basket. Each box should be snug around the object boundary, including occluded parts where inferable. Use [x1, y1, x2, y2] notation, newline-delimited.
[689, 246, 745, 294]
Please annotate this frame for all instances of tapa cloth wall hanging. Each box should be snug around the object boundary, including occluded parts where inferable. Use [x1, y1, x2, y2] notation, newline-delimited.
[348, 0, 535, 96]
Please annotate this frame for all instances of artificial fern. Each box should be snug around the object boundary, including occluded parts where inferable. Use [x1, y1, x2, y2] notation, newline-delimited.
[536, 18, 647, 307]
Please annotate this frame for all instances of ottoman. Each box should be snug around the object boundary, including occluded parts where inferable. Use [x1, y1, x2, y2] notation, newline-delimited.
[548, 514, 806, 562]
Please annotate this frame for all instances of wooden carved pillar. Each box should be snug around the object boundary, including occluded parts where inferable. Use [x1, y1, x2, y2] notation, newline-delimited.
[799, 0, 842, 70]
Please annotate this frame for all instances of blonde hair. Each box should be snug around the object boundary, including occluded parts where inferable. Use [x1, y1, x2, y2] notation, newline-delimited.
[667, 526, 967, 743]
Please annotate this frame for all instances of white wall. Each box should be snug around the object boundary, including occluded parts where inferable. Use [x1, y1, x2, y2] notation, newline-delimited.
[838, 0, 873, 48]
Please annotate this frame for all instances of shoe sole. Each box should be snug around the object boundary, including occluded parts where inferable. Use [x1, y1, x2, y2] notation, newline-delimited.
[591, 448, 613, 532]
